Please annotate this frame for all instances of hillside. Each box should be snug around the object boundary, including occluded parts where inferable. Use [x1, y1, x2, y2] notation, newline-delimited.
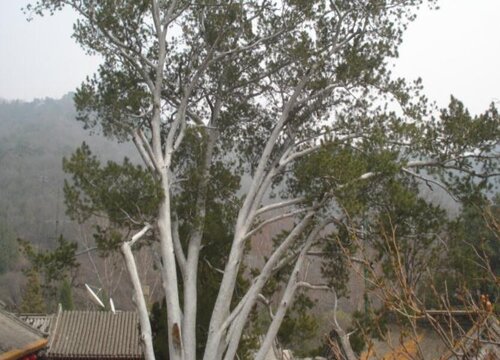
[0, 94, 137, 245]
[0, 95, 142, 307]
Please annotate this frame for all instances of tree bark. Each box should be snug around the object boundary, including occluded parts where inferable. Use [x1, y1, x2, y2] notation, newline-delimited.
[121, 236, 156, 360]
[183, 127, 218, 360]
[157, 176, 184, 360]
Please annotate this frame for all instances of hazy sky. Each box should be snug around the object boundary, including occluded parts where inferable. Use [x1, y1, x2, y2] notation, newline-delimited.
[1, 0, 499, 114]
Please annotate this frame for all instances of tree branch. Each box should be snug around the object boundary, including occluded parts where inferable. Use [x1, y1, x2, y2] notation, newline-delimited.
[128, 223, 152, 247]
[255, 197, 307, 217]
[296, 281, 331, 291]
[244, 207, 313, 241]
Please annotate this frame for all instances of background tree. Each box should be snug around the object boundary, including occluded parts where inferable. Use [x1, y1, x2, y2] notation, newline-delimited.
[443, 193, 500, 305]
[0, 220, 17, 274]
[19, 269, 47, 313]
[59, 278, 74, 310]
[18, 235, 79, 310]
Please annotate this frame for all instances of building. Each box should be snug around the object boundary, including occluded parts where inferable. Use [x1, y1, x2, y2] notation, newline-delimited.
[43, 308, 143, 360]
[0, 308, 47, 360]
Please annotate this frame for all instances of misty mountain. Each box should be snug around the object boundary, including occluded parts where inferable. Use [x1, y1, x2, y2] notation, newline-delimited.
[0, 94, 137, 247]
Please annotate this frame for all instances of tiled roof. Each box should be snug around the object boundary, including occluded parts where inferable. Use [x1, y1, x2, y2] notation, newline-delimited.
[18, 314, 54, 335]
[47, 310, 143, 359]
[0, 308, 48, 360]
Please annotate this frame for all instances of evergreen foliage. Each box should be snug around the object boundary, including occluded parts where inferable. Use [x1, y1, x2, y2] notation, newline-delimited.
[0, 220, 17, 274]
[19, 269, 47, 313]
[59, 278, 74, 310]
[19, 235, 79, 309]
[24, 0, 500, 359]
[63, 142, 162, 227]
[442, 194, 500, 305]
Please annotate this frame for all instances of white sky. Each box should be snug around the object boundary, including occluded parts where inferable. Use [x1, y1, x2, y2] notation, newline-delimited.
[0, 0, 499, 115]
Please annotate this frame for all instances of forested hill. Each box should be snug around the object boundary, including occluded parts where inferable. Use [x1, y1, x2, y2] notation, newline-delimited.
[0, 94, 137, 249]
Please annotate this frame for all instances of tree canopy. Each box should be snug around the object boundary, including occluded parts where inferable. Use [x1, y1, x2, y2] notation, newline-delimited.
[26, 1, 500, 359]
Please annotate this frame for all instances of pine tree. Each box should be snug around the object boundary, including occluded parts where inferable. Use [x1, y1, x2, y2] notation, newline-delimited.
[59, 279, 74, 310]
[20, 269, 47, 313]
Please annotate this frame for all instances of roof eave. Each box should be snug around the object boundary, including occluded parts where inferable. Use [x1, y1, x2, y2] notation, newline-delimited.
[0, 338, 48, 360]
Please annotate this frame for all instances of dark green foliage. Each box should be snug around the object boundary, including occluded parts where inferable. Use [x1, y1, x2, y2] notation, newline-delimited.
[0, 220, 17, 274]
[93, 226, 127, 256]
[289, 145, 370, 205]
[75, 69, 150, 141]
[371, 180, 447, 290]
[439, 194, 500, 305]
[59, 278, 74, 310]
[151, 299, 169, 360]
[321, 224, 353, 297]
[277, 293, 320, 357]
[63, 142, 162, 226]
[19, 269, 47, 313]
[423, 98, 500, 196]
[348, 307, 389, 355]
[62, 142, 163, 254]
[172, 129, 241, 233]
[18, 235, 79, 307]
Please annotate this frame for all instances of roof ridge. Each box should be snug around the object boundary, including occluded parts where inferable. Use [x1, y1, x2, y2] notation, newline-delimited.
[0, 307, 46, 338]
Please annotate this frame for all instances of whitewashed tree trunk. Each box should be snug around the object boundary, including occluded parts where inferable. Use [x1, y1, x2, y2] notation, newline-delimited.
[183, 127, 219, 360]
[157, 182, 185, 360]
[121, 225, 155, 360]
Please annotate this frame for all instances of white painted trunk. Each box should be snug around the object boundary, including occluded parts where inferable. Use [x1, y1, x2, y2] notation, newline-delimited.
[203, 227, 247, 360]
[183, 130, 218, 360]
[204, 94, 304, 359]
[157, 172, 185, 360]
[121, 241, 156, 360]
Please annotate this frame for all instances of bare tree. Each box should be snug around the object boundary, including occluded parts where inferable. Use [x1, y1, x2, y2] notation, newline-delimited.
[334, 201, 499, 360]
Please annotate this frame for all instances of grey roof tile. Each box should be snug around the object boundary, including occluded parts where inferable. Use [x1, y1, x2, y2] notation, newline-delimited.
[47, 310, 143, 359]
[18, 314, 54, 335]
[0, 308, 47, 359]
